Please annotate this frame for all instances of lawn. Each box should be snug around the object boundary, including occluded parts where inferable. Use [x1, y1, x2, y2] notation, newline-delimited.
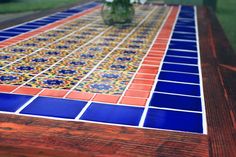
[0, 0, 83, 14]
[216, 0, 236, 52]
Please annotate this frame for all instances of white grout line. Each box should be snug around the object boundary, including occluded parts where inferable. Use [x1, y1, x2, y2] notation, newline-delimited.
[138, 6, 180, 127]
[173, 31, 196, 35]
[194, 6, 208, 135]
[149, 106, 202, 114]
[63, 6, 158, 99]
[74, 96, 95, 120]
[2, 19, 102, 70]
[163, 61, 198, 66]
[154, 91, 201, 98]
[116, 7, 171, 104]
[166, 54, 198, 59]
[168, 48, 197, 53]
[15, 89, 45, 114]
[11, 26, 112, 93]
[161, 69, 198, 75]
[158, 79, 200, 85]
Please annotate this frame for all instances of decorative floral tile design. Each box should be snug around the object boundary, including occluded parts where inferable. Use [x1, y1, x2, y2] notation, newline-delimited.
[76, 70, 133, 95]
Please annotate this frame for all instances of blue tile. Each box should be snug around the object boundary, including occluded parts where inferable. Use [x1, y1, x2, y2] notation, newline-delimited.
[0, 32, 19, 37]
[80, 103, 144, 126]
[149, 93, 202, 111]
[0, 37, 8, 41]
[154, 81, 201, 96]
[159, 71, 200, 83]
[21, 97, 87, 119]
[0, 93, 32, 112]
[162, 63, 199, 73]
[172, 33, 196, 40]
[179, 12, 194, 19]
[166, 50, 198, 57]
[16, 26, 37, 30]
[164, 56, 198, 65]
[144, 108, 203, 133]
[4, 28, 29, 33]
[174, 26, 195, 33]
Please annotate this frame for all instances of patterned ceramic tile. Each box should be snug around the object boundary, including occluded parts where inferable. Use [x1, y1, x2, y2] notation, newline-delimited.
[2, 62, 50, 75]
[76, 70, 133, 95]
[0, 53, 24, 62]
[36, 49, 69, 58]
[43, 65, 90, 78]
[0, 72, 33, 85]
[25, 75, 80, 90]
[21, 54, 59, 66]
[60, 58, 99, 69]
[1, 46, 36, 55]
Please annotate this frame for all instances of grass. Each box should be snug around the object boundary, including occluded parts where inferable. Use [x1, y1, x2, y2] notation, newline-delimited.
[0, 0, 82, 14]
[216, 0, 236, 52]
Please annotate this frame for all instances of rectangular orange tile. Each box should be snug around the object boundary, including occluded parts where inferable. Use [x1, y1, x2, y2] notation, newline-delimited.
[93, 94, 120, 104]
[129, 83, 153, 91]
[120, 96, 147, 106]
[40, 89, 68, 98]
[125, 90, 150, 98]
[0, 85, 17, 92]
[14, 86, 42, 95]
[138, 66, 158, 74]
[135, 73, 156, 79]
[143, 60, 161, 66]
[132, 79, 154, 85]
[65, 91, 94, 101]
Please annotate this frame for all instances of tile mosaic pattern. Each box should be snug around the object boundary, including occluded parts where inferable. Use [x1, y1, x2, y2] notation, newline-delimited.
[0, 4, 206, 134]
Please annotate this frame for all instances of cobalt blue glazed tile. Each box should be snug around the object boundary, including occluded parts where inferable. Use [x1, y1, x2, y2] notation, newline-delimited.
[20, 97, 87, 119]
[170, 40, 196, 46]
[16, 26, 38, 30]
[164, 56, 198, 65]
[0, 37, 7, 41]
[179, 12, 194, 19]
[174, 26, 196, 33]
[169, 43, 197, 51]
[181, 6, 194, 11]
[172, 33, 196, 40]
[158, 71, 200, 83]
[166, 50, 198, 57]
[0, 93, 32, 112]
[144, 108, 203, 133]
[149, 93, 202, 111]
[80, 103, 144, 126]
[162, 63, 199, 73]
[154, 81, 201, 96]
[0, 32, 19, 37]
[4, 28, 29, 33]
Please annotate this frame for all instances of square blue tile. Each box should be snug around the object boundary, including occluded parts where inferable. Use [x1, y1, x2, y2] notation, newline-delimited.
[164, 56, 198, 65]
[144, 108, 203, 133]
[158, 71, 200, 83]
[80, 103, 144, 126]
[166, 50, 198, 58]
[162, 63, 199, 73]
[172, 33, 196, 40]
[20, 97, 87, 119]
[0, 93, 32, 112]
[174, 26, 196, 33]
[149, 93, 202, 111]
[154, 81, 201, 96]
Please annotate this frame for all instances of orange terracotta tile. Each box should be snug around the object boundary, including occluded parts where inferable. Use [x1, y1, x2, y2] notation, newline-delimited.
[144, 57, 162, 61]
[129, 83, 153, 91]
[120, 96, 147, 106]
[135, 73, 156, 79]
[40, 89, 68, 98]
[0, 85, 17, 92]
[66, 91, 94, 101]
[132, 79, 154, 85]
[138, 66, 158, 74]
[14, 87, 42, 95]
[93, 94, 120, 103]
[125, 90, 150, 98]
[143, 60, 161, 66]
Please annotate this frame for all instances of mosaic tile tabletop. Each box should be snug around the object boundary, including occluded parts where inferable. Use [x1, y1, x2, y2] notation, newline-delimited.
[0, 2, 207, 134]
